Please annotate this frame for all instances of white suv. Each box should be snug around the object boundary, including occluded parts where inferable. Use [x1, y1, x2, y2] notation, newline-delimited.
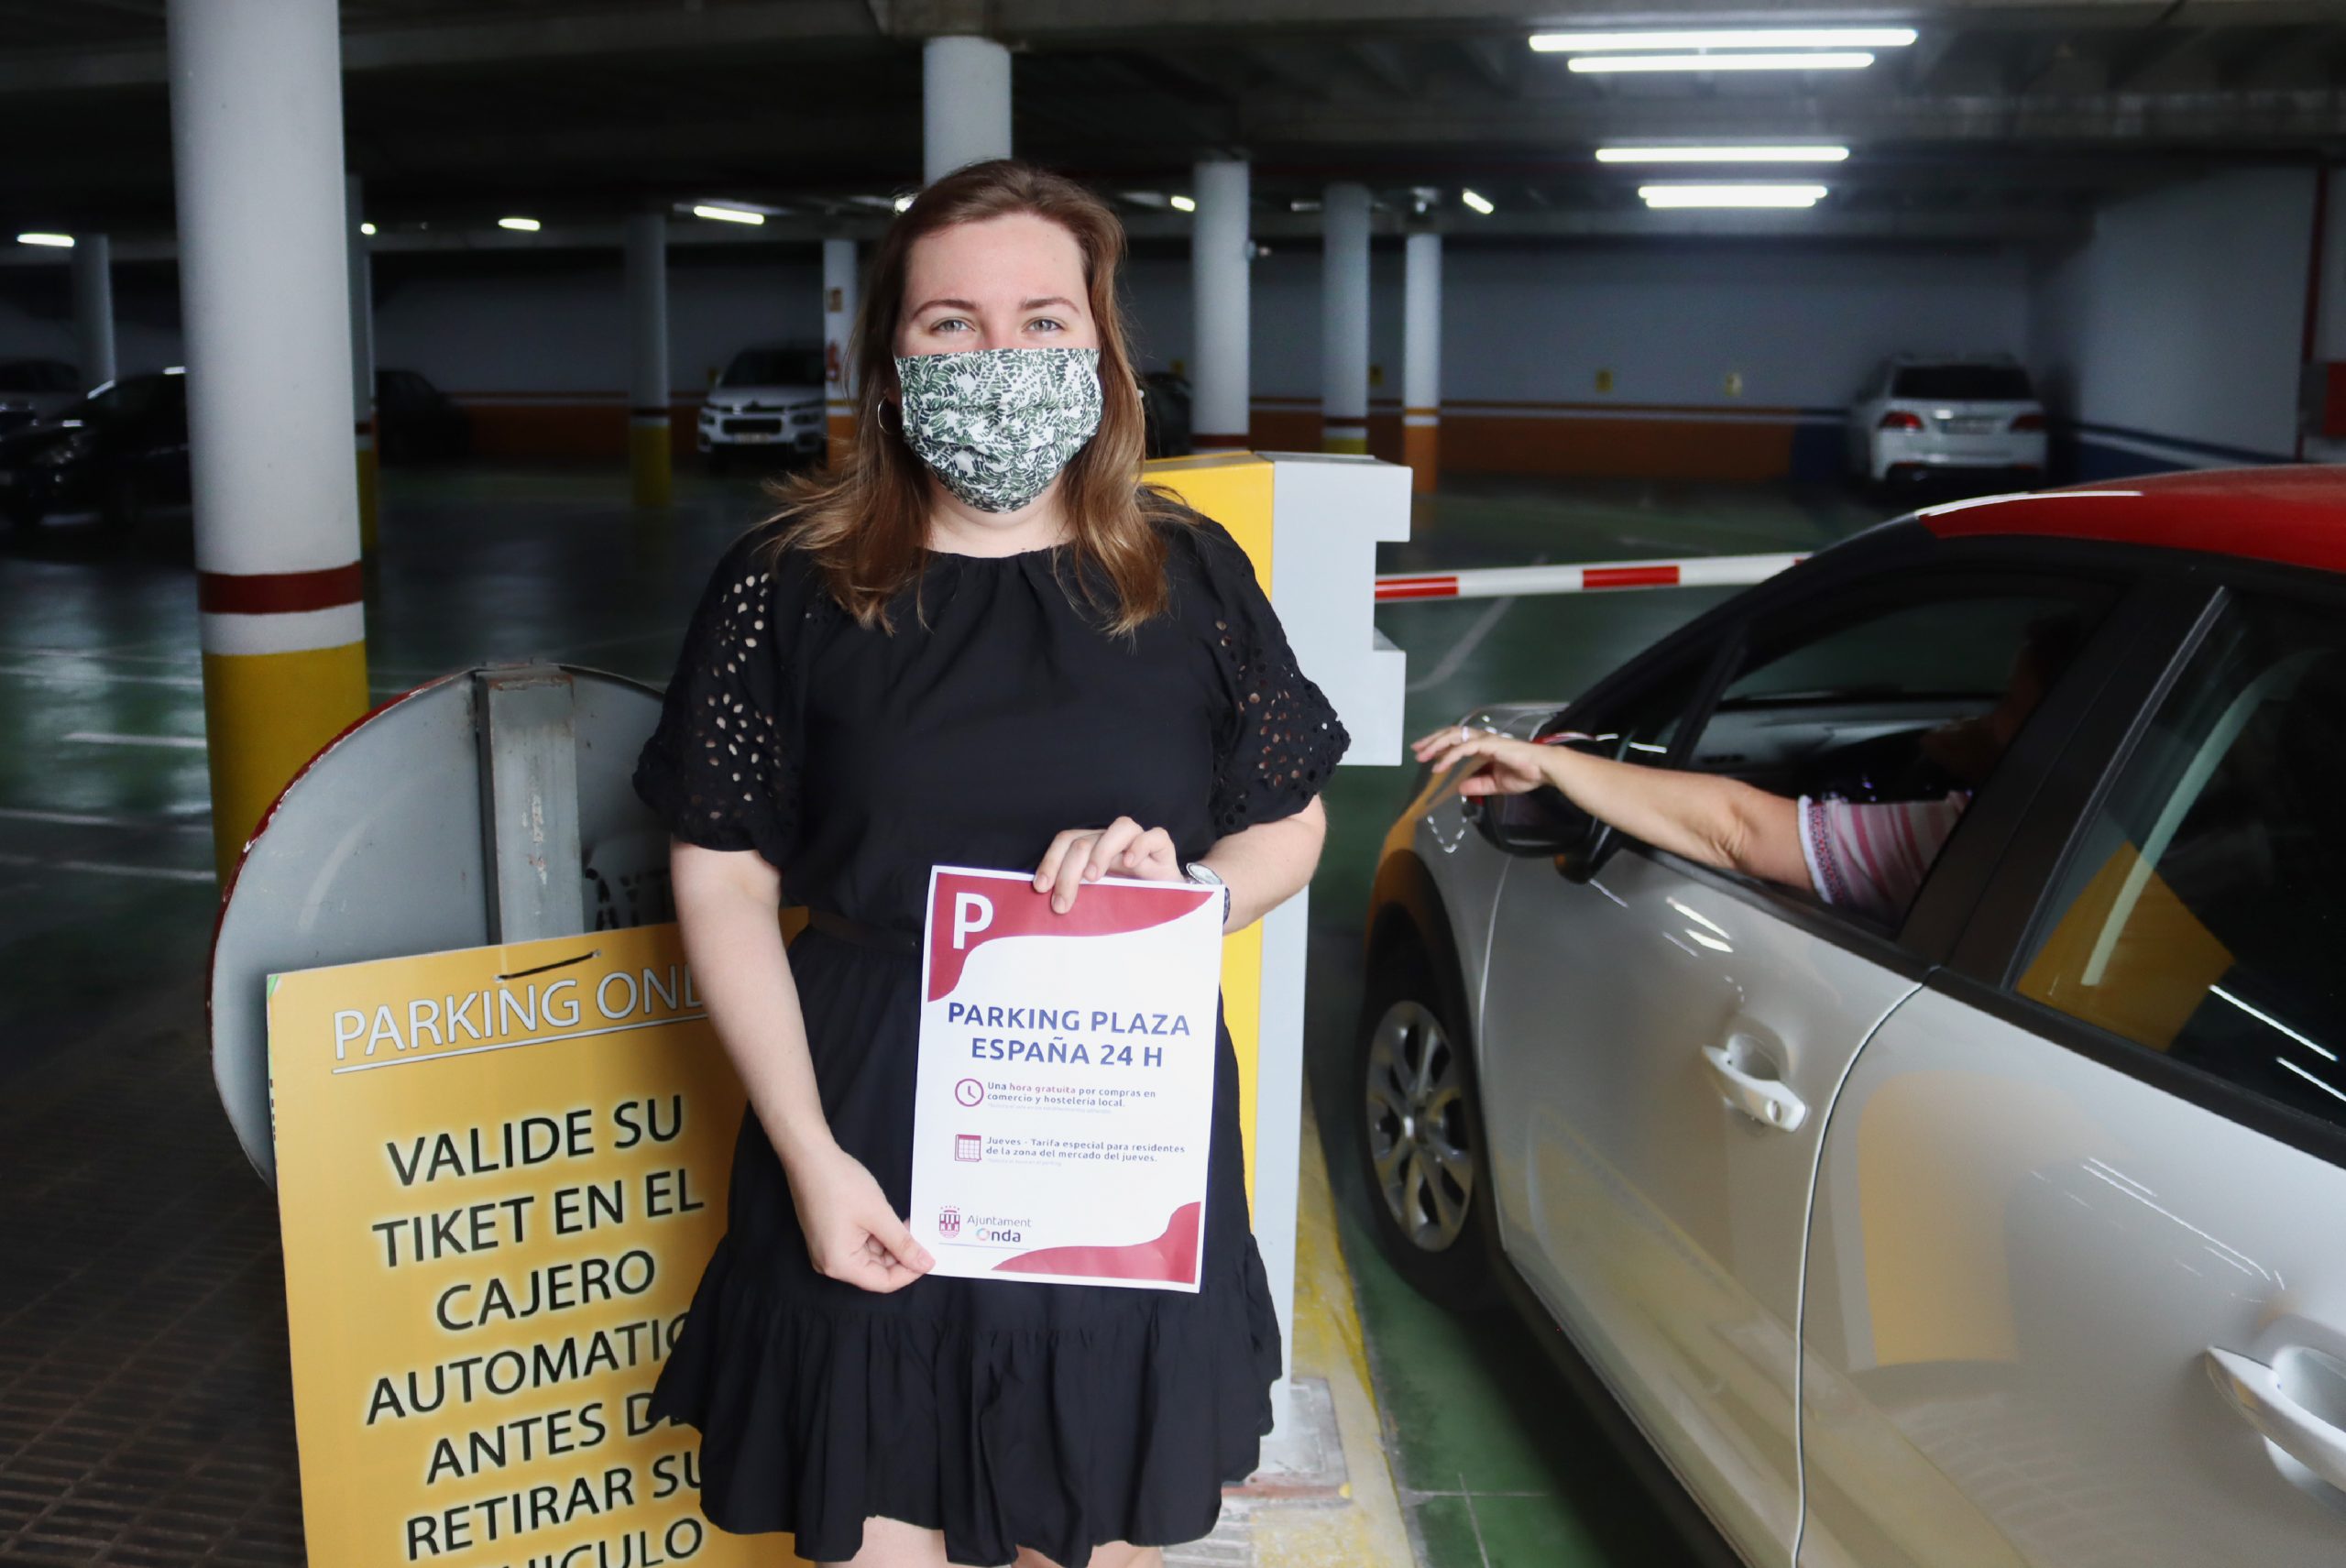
[698, 345, 827, 471]
[1850, 355, 2047, 491]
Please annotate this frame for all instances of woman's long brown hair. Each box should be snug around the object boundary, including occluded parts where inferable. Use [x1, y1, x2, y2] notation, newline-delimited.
[751, 158, 1188, 633]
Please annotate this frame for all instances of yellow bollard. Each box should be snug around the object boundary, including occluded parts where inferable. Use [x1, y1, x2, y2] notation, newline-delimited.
[200, 641, 370, 883]
[630, 411, 673, 508]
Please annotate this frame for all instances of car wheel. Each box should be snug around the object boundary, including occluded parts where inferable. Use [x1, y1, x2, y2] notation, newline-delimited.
[1354, 938, 1499, 1310]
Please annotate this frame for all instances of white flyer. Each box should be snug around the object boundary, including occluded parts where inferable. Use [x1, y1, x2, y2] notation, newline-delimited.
[908, 864, 1223, 1291]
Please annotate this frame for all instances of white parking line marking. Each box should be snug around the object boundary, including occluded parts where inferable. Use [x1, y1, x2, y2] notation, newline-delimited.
[63, 731, 208, 749]
[1405, 594, 1518, 694]
[0, 806, 211, 832]
[0, 850, 214, 883]
[0, 663, 205, 689]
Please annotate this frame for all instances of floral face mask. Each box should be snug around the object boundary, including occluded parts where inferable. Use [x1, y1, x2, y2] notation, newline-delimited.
[893, 345, 1104, 513]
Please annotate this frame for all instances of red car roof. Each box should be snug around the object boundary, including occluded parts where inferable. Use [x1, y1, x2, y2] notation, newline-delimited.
[1917, 465, 2346, 576]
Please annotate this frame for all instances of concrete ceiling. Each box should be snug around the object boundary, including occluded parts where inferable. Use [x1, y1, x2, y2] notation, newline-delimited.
[1, 0, 2341, 249]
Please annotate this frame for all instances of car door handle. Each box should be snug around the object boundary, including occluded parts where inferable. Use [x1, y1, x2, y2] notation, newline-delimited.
[2206, 1346, 2346, 1491]
[1701, 1043, 1808, 1133]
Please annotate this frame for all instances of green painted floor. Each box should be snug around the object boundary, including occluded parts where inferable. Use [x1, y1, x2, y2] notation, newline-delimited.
[0, 463, 1884, 1566]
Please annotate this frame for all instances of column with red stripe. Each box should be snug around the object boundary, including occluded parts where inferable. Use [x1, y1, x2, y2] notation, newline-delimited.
[168, 0, 373, 883]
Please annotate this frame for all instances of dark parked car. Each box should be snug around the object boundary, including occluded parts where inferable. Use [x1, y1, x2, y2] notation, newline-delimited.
[0, 357, 82, 434]
[0, 369, 188, 532]
[375, 367, 471, 463]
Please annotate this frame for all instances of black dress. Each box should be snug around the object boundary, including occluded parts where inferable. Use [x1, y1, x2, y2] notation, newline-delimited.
[630, 503, 1349, 1568]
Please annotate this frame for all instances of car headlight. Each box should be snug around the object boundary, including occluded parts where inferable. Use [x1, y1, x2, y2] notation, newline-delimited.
[31, 432, 94, 467]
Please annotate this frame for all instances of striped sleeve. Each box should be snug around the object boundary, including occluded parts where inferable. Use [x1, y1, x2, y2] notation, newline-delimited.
[1797, 791, 1972, 926]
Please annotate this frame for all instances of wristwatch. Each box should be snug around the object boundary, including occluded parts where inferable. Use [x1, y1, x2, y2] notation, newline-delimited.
[1183, 861, 1232, 926]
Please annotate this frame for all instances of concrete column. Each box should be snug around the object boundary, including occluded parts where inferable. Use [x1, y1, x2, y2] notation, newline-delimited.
[923, 35, 1011, 184]
[346, 174, 379, 551]
[625, 211, 671, 508]
[1191, 159, 1251, 450]
[70, 234, 115, 392]
[166, 0, 370, 884]
[823, 236, 858, 463]
[1321, 182, 1371, 455]
[1403, 230, 1442, 492]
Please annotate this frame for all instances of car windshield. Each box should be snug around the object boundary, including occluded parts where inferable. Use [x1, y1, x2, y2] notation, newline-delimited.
[60, 377, 169, 424]
[1891, 365, 2034, 401]
[721, 349, 824, 387]
[0, 361, 72, 394]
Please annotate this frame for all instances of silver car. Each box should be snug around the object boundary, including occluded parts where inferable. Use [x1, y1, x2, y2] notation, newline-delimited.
[1358, 466, 2346, 1567]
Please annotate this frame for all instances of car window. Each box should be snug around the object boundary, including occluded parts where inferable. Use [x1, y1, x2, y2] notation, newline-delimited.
[1890, 365, 2034, 401]
[1679, 576, 2112, 924]
[1692, 585, 2106, 798]
[2016, 594, 2346, 1129]
[1553, 653, 1711, 763]
[722, 349, 824, 387]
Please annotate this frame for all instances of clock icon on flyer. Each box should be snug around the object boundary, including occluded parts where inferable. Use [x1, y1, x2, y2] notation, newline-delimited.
[954, 1078, 985, 1107]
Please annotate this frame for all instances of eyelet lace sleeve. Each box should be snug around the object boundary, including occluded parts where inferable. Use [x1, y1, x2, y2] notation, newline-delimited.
[631, 528, 798, 872]
[1191, 518, 1352, 838]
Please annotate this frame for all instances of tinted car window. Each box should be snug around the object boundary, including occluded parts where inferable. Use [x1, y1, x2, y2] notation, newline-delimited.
[1558, 655, 1710, 762]
[1891, 365, 2034, 400]
[2017, 595, 2346, 1128]
[1694, 586, 2107, 804]
[722, 349, 824, 387]
[0, 361, 64, 393]
[1672, 576, 2112, 927]
[73, 378, 159, 423]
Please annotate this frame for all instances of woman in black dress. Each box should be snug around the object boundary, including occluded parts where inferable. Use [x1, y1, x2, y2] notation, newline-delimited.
[630, 159, 1347, 1568]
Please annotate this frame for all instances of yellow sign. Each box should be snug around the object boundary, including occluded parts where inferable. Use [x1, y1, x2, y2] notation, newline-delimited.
[268, 922, 793, 1567]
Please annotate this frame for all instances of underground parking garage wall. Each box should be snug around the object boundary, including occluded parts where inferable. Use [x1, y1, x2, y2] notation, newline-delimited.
[0, 239, 2032, 483]
[16, 210, 2322, 487]
[2027, 166, 2317, 478]
[404, 240, 2033, 481]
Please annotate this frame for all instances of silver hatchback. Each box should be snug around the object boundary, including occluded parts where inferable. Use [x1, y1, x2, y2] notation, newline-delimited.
[1358, 468, 2346, 1567]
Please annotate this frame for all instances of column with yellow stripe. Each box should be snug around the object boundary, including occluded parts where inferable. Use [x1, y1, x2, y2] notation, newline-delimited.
[166, 0, 373, 886]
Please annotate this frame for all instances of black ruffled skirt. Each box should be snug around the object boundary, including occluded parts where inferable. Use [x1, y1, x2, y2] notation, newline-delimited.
[644, 930, 1282, 1567]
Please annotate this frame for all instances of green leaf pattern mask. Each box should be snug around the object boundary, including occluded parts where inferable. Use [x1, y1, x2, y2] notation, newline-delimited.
[893, 346, 1105, 513]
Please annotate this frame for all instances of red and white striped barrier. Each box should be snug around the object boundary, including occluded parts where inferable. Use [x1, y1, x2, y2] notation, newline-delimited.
[1375, 552, 1807, 603]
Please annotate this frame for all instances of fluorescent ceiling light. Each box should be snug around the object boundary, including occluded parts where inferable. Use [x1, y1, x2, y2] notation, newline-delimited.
[359, 221, 377, 236]
[1573, 52, 1874, 73]
[692, 203, 765, 225]
[893, 194, 914, 213]
[498, 216, 541, 232]
[1170, 193, 1197, 213]
[1639, 183, 1828, 208]
[1461, 188, 1495, 214]
[16, 232, 72, 247]
[1532, 27, 1915, 51]
[1598, 145, 1849, 163]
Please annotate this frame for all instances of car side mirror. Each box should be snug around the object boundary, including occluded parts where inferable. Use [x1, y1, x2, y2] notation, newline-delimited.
[1553, 821, 1618, 883]
[1469, 783, 1595, 858]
